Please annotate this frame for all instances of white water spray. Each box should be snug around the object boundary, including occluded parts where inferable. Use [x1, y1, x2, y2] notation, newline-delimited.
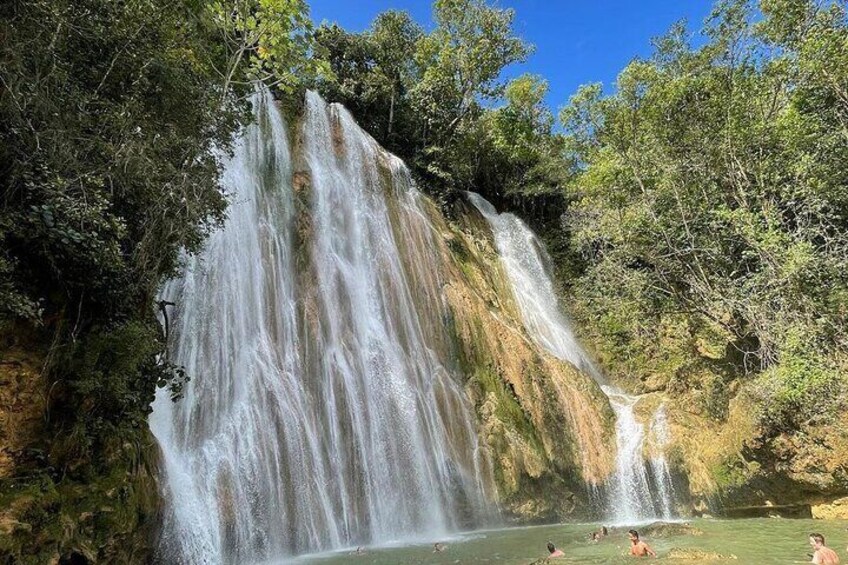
[602, 388, 675, 522]
[468, 192, 676, 524]
[150, 90, 493, 563]
[649, 405, 677, 519]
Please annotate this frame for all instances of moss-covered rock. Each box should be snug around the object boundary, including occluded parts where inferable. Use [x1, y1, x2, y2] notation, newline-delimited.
[653, 373, 848, 517]
[420, 197, 617, 520]
[0, 439, 159, 563]
[0, 330, 159, 564]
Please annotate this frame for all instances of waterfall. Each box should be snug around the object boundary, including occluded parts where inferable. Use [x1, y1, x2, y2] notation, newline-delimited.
[649, 405, 677, 519]
[467, 192, 675, 524]
[464, 194, 599, 378]
[150, 89, 493, 564]
[603, 389, 675, 522]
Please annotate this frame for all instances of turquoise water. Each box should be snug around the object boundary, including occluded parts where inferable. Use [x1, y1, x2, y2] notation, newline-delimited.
[294, 519, 848, 564]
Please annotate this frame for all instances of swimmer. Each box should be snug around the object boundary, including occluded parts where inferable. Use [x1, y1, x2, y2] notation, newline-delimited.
[810, 533, 840, 564]
[628, 530, 657, 558]
[433, 542, 447, 553]
[546, 542, 565, 558]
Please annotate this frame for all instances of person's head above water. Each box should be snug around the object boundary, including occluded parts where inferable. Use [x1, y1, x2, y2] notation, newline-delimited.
[547, 542, 556, 554]
[629, 530, 640, 542]
[810, 533, 826, 549]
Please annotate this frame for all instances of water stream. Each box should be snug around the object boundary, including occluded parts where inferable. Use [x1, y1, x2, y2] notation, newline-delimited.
[603, 388, 675, 523]
[150, 90, 493, 563]
[467, 192, 676, 524]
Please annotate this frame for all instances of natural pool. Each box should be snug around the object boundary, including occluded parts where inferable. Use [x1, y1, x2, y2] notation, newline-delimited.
[294, 518, 848, 564]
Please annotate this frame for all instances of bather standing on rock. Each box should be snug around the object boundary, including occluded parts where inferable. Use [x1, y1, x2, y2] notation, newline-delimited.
[810, 533, 840, 564]
[628, 530, 656, 558]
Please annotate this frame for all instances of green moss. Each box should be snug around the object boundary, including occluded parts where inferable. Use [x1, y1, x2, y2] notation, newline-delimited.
[473, 367, 544, 452]
[709, 455, 751, 492]
[455, 312, 538, 447]
[0, 433, 158, 563]
[446, 236, 471, 264]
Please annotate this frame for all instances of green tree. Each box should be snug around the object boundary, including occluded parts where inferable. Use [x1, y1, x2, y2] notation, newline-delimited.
[209, 0, 322, 95]
[559, 0, 848, 429]
[313, 11, 423, 153]
[410, 0, 531, 185]
[314, 0, 532, 198]
[481, 74, 564, 197]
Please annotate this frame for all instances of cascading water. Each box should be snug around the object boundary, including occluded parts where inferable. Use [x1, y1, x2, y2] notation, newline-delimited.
[467, 192, 676, 524]
[603, 388, 675, 522]
[464, 194, 599, 378]
[649, 404, 677, 519]
[150, 89, 493, 564]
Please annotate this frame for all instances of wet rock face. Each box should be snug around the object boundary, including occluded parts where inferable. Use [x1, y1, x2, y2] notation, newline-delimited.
[658, 381, 848, 517]
[430, 198, 617, 520]
[812, 497, 848, 520]
[1, 327, 159, 563]
[631, 522, 704, 538]
[0, 429, 160, 563]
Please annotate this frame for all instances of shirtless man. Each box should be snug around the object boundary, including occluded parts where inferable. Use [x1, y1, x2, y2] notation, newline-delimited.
[628, 530, 657, 558]
[546, 542, 565, 558]
[810, 533, 840, 564]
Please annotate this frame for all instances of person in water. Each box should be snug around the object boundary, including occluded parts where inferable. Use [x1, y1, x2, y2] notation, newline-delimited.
[547, 542, 565, 558]
[628, 530, 657, 558]
[590, 532, 600, 542]
[810, 533, 840, 564]
[433, 542, 447, 553]
[602, 526, 609, 537]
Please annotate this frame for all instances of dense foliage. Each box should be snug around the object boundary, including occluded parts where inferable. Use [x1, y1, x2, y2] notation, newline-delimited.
[560, 0, 848, 430]
[312, 0, 569, 210]
[0, 0, 312, 479]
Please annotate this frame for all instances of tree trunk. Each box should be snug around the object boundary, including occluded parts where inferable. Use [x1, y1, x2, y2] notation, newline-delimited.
[388, 90, 395, 137]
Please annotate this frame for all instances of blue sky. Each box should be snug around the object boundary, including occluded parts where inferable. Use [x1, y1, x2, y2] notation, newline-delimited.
[308, 0, 716, 112]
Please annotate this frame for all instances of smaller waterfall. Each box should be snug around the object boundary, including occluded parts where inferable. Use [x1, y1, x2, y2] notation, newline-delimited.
[465, 193, 598, 378]
[649, 405, 677, 519]
[603, 389, 675, 523]
[468, 192, 675, 524]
